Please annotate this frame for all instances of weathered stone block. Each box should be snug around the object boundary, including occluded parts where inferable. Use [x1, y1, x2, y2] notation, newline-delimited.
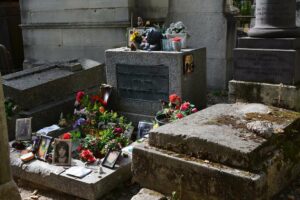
[133, 141, 300, 200]
[131, 188, 167, 200]
[233, 48, 300, 85]
[149, 103, 300, 171]
[105, 48, 206, 122]
[2, 59, 105, 110]
[229, 80, 300, 112]
[238, 38, 300, 50]
[11, 148, 132, 200]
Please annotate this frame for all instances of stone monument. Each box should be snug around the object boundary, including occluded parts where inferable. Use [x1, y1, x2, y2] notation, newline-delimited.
[105, 48, 206, 125]
[132, 103, 300, 199]
[230, 0, 300, 111]
[0, 74, 21, 200]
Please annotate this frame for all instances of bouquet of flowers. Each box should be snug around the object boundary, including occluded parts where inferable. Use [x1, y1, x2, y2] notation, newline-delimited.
[69, 91, 132, 161]
[155, 94, 198, 125]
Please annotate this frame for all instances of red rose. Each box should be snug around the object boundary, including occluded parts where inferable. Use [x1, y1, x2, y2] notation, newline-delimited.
[169, 94, 182, 105]
[76, 91, 85, 102]
[176, 113, 184, 119]
[192, 108, 198, 113]
[62, 132, 71, 139]
[87, 156, 96, 163]
[180, 102, 190, 111]
[114, 127, 123, 134]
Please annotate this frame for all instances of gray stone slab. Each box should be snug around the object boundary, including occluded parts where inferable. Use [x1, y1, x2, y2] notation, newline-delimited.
[229, 80, 300, 112]
[2, 59, 105, 110]
[149, 103, 300, 171]
[132, 141, 300, 200]
[105, 48, 207, 120]
[10, 146, 132, 200]
[131, 188, 167, 200]
[238, 38, 300, 50]
[233, 48, 300, 85]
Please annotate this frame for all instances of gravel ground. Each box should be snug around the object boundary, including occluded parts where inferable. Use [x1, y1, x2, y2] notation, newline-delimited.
[16, 91, 300, 200]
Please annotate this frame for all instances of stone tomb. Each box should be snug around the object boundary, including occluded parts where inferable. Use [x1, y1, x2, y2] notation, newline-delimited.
[10, 142, 133, 200]
[132, 103, 300, 200]
[105, 48, 206, 124]
[2, 59, 105, 139]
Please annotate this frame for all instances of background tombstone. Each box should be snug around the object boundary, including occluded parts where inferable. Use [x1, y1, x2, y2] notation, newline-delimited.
[230, 0, 300, 111]
[0, 74, 21, 200]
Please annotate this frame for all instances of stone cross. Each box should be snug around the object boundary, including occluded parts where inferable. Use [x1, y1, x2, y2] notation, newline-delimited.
[0, 74, 21, 200]
[248, 0, 300, 37]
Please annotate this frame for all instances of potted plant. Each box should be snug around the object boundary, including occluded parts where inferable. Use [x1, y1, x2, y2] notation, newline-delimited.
[155, 94, 198, 126]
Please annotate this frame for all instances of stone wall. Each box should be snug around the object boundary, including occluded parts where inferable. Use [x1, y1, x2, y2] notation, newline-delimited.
[20, 0, 135, 64]
[167, 0, 235, 90]
[135, 0, 168, 21]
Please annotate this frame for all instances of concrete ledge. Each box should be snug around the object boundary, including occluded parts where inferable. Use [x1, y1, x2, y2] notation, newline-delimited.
[229, 80, 300, 112]
[11, 149, 132, 200]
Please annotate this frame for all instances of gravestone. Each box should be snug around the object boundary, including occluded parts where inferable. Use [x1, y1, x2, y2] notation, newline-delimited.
[0, 74, 21, 200]
[230, 0, 300, 110]
[2, 59, 105, 138]
[105, 48, 206, 124]
[132, 103, 300, 199]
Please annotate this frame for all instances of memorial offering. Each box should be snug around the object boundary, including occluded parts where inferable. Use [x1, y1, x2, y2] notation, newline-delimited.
[15, 118, 32, 141]
[155, 94, 198, 126]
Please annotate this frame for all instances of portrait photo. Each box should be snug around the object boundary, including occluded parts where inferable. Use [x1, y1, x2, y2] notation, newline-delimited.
[53, 139, 72, 166]
[36, 135, 52, 161]
[102, 149, 121, 169]
[15, 118, 32, 141]
[183, 54, 194, 74]
[137, 121, 153, 139]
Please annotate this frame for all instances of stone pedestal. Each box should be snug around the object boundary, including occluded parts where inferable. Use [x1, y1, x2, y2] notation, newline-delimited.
[231, 0, 300, 110]
[248, 0, 300, 38]
[105, 48, 206, 124]
[233, 37, 300, 85]
[132, 103, 300, 200]
[0, 74, 21, 200]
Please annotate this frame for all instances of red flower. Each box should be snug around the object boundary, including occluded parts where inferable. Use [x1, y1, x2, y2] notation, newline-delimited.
[192, 108, 198, 113]
[169, 94, 181, 105]
[62, 132, 71, 139]
[91, 95, 107, 106]
[80, 149, 96, 164]
[76, 91, 85, 102]
[176, 113, 184, 119]
[172, 37, 181, 42]
[114, 127, 123, 134]
[180, 102, 190, 111]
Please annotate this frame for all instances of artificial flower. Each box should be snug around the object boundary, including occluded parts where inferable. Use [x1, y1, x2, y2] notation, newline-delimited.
[62, 132, 71, 139]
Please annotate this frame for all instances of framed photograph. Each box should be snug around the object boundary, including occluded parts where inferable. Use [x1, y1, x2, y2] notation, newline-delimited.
[102, 149, 121, 169]
[15, 118, 32, 141]
[36, 135, 53, 161]
[53, 139, 72, 166]
[183, 54, 194, 74]
[137, 121, 153, 139]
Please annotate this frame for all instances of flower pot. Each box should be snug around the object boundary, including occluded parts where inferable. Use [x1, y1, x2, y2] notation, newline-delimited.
[172, 41, 181, 52]
[155, 114, 171, 126]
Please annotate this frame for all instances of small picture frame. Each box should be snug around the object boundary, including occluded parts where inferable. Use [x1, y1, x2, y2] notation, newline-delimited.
[137, 121, 153, 139]
[102, 149, 121, 169]
[53, 139, 72, 166]
[36, 135, 53, 161]
[15, 118, 32, 141]
[183, 54, 194, 74]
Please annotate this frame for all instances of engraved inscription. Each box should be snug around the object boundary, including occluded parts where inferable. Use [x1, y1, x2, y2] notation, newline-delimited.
[234, 51, 295, 84]
[116, 64, 169, 101]
[255, 0, 295, 28]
